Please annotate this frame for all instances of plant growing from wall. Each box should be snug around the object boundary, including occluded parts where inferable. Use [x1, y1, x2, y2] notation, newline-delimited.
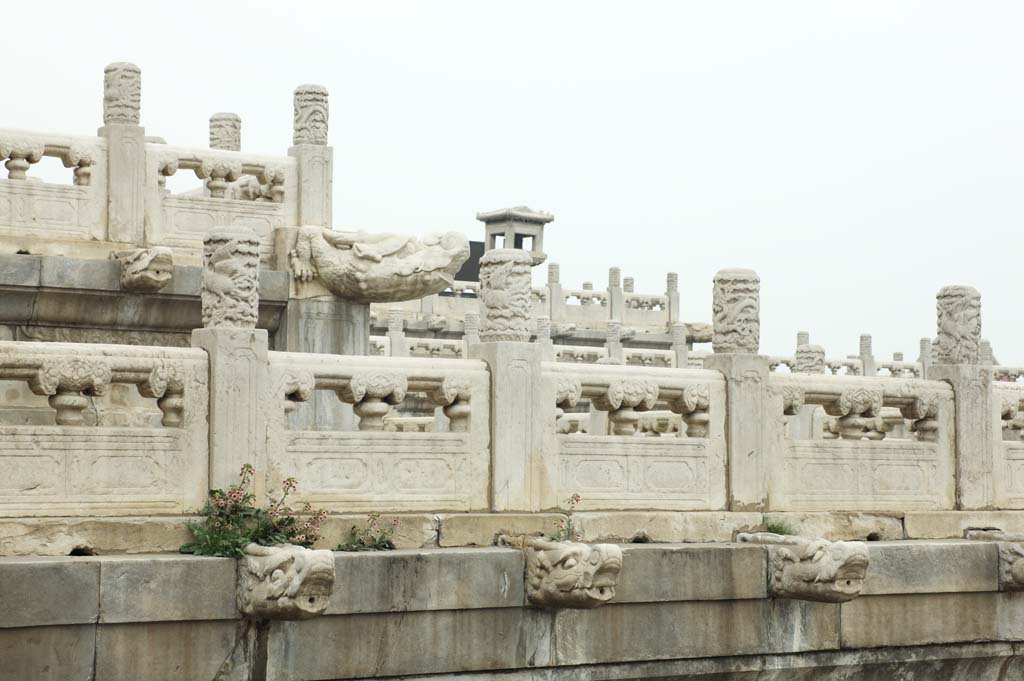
[765, 520, 797, 536]
[181, 464, 328, 557]
[336, 512, 401, 551]
[548, 493, 582, 542]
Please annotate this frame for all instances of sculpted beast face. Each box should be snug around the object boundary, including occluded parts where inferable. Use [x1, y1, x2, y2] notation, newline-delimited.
[738, 532, 870, 603]
[525, 538, 623, 608]
[237, 544, 335, 620]
[113, 248, 174, 292]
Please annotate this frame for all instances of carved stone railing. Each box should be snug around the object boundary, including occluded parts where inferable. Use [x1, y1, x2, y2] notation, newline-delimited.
[0, 340, 208, 516]
[146, 143, 297, 264]
[995, 383, 1024, 507]
[766, 373, 955, 511]
[541, 362, 726, 511]
[0, 128, 107, 242]
[265, 352, 489, 512]
[995, 366, 1024, 382]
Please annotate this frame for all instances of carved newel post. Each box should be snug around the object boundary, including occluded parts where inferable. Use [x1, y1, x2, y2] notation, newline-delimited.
[703, 268, 769, 511]
[928, 285, 997, 509]
[291, 84, 332, 226]
[192, 227, 270, 493]
[470, 248, 550, 511]
[99, 62, 145, 244]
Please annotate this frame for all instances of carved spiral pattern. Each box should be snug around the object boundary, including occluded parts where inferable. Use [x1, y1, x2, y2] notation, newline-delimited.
[478, 249, 534, 342]
[103, 62, 142, 125]
[201, 229, 261, 329]
[293, 85, 329, 145]
[936, 285, 981, 364]
[712, 269, 760, 354]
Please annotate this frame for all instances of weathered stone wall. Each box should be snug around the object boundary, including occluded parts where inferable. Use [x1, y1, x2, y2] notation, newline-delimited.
[3, 540, 1022, 681]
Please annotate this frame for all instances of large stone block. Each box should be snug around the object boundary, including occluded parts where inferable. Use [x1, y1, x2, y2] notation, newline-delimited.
[265, 608, 553, 680]
[904, 511, 1024, 539]
[861, 541, 997, 595]
[762, 512, 904, 541]
[39, 255, 120, 291]
[99, 555, 237, 623]
[573, 511, 762, 543]
[315, 513, 437, 550]
[0, 558, 98, 627]
[0, 625, 95, 681]
[438, 513, 567, 547]
[0, 254, 42, 287]
[95, 620, 239, 681]
[613, 544, 766, 602]
[0, 516, 192, 556]
[840, 592, 1003, 648]
[327, 547, 525, 614]
[552, 599, 839, 665]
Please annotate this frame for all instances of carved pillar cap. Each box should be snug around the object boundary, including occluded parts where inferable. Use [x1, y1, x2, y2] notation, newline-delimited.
[209, 112, 241, 151]
[936, 285, 982, 364]
[793, 344, 826, 374]
[712, 268, 760, 354]
[478, 248, 535, 342]
[293, 84, 329, 146]
[103, 62, 142, 125]
[201, 227, 261, 329]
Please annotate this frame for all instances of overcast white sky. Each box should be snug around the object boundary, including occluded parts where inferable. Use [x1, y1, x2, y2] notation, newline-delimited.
[6, 1, 1022, 362]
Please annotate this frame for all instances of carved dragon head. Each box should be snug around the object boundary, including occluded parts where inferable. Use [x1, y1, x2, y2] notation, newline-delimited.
[523, 537, 623, 608]
[237, 543, 335, 620]
[739, 532, 870, 603]
[112, 248, 174, 292]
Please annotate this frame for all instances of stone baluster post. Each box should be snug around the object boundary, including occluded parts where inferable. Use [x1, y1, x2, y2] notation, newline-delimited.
[981, 339, 995, 366]
[191, 227, 269, 495]
[859, 334, 876, 377]
[582, 281, 594, 291]
[928, 285, 999, 509]
[99, 62, 145, 244]
[797, 331, 810, 347]
[290, 84, 332, 227]
[671, 322, 689, 368]
[536, 315, 555, 361]
[463, 312, 481, 347]
[608, 267, 624, 323]
[703, 268, 769, 511]
[547, 262, 564, 326]
[623, 276, 635, 293]
[918, 337, 933, 377]
[666, 273, 680, 324]
[469, 249, 549, 511]
[209, 112, 241, 151]
[386, 309, 408, 357]
[605, 320, 624, 363]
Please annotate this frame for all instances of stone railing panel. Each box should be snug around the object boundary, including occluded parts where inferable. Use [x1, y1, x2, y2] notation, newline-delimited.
[266, 352, 489, 512]
[145, 143, 298, 264]
[766, 373, 955, 511]
[542, 362, 726, 511]
[0, 129, 107, 243]
[0, 341, 208, 517]
[995, 383, 1024, 508]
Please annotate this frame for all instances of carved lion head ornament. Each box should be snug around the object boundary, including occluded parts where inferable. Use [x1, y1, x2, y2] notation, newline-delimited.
[237, 543, 336, 619]
[503, 536, 623, 609]
[738, 532, 870, 603]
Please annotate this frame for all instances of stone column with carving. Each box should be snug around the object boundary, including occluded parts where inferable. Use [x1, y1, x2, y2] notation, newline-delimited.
[547, 262, 564, 324]
[209, 112, 241, 151]
[290, 84, 332, 227]
[666, 272, 680, 324]
[608, 267, 624, 323]
[191, 227, 270, 494]
[99, 62, 145, 244]
[469, 249, 550, 511]
[671, 322, 689, 369]
[859, 334, 876, 377]
[703, 268, 769, 511]
[928, 285, 998, 509]
[386, 309, 408, 357]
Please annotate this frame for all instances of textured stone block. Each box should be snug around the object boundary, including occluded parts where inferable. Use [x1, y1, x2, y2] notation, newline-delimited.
[904, 511, 1024, 539]
[552, 599, 839, 665]
[862, 541, 997, 595]
[0, 557, 99, 627]
[613, 544, 766, 602]
[99, 555, 237, 622]
[573, 511, 762, 543]
[841, 592, 1002, 648]
[0, 516, 192, 556]
[95, 620, 239, 681]
[438, 513, 567, 547]
[328, 547, 524, 614]
[0, 254, 42, 287]
[39, 255, 120, 290]
[315, 513, 437, 550]
[0, 625, 95, 681]
[265, 608, 553, 680]
[762, 512, 904, 541]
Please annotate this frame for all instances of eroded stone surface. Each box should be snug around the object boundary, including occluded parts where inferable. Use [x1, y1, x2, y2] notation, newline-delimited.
[237, 543, 335, 620]
[738, 532, 870, 602]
